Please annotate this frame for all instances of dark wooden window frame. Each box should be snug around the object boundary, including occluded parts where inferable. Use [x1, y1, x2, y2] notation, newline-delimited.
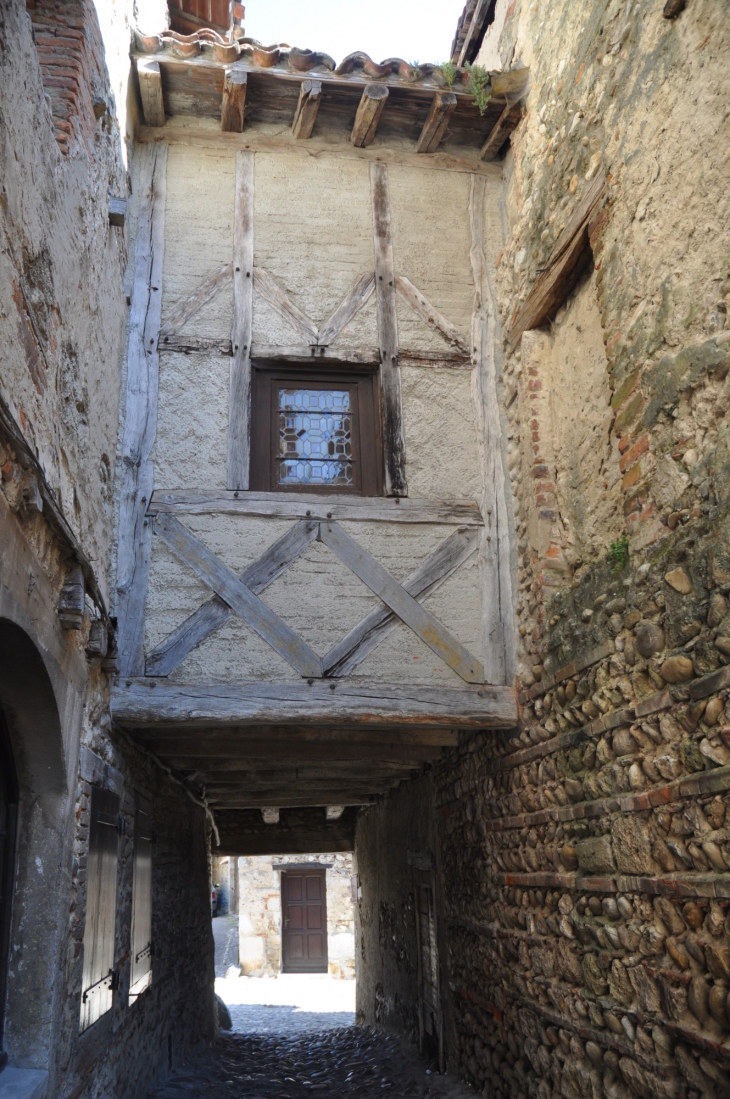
[129, 793, 153, 1002]
[250, 362, 383, 496]
[0, 708, 18, 1072]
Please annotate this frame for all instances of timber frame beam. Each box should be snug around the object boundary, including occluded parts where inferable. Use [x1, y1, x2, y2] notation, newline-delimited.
[111, 679, 518, 728]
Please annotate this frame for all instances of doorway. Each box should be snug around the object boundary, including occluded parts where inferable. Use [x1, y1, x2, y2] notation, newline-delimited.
[0, 708, 18, 1072]
[281, 868, 328, 973]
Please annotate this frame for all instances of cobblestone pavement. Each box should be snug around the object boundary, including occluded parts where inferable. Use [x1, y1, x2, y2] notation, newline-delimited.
[212, 915, 239, 978]
[149, 1027, 476, 1098]
[216, 973, 356, 1034]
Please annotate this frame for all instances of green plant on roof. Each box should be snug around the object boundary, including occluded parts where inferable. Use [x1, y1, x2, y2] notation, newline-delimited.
[439, 60, 457, 88]
[464, 62, 491, 115]
[607, 533, 630, 574]
[409, 60, 422, 81]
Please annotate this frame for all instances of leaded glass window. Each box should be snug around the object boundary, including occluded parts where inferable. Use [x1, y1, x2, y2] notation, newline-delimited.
[250, 365, 382, 496]
[278, 388, 353, 486]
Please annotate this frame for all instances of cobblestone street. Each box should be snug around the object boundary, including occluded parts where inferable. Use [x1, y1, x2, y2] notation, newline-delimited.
[148, 1027, 475, 1099]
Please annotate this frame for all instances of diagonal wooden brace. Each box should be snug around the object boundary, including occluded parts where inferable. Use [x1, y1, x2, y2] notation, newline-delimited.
[154, 515, 322, 678]
[320, 521, 484, 683]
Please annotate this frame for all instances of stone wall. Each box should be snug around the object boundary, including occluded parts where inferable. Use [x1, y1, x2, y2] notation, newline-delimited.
[237, 854, 355, 979]
[356, 1, 730, 1095]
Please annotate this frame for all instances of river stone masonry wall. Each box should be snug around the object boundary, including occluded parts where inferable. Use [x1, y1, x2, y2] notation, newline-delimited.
[356, 0, 730, 1095]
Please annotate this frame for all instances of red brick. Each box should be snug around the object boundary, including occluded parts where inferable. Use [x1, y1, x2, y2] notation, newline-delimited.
[619, 433, 649, 472]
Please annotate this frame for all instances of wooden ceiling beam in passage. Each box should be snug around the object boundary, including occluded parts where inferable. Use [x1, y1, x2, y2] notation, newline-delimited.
[134, 725, 459, 746]
[137, 59, 165, 127]
[291, 79, 322, 139]
[417, 93, 458, 154]
[143, 740, 444, 761]
[351, 84, 389, 147]
[221, 68, 247, 132]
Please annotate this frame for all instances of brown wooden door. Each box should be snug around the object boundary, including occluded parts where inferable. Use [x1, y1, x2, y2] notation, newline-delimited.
[281, 869, 328, 973]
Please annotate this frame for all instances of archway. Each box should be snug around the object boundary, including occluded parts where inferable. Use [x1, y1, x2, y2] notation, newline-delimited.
[0, 617, 68, 1070]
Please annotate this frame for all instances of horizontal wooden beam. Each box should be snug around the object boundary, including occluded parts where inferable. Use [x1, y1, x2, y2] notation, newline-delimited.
[158, 341, 472, 369]
[508, 172, 606, 352]
[210, 795, 374, 809]
[143, 740, 444, 761]
[417, 92, 458, 154]
[137, 59, 165, 127]
[221, 67, 247, 132]
[479, 101, 523, 161]
[292, 78, 322, 139]
[134, 725, 460, 746]
[137, 118, 503, 179]
[351, 84, 389, 147]
[147, 491, 483, 525]
[112, 679, 517, 728]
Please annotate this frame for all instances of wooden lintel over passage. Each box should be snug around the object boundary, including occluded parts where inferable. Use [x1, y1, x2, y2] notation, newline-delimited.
[111, 680, 518, 729]
[221, 68, 247, 132]
[292, 79, 322, 139]
[508, 172, 606, 352]
[351, 84, 389, 148]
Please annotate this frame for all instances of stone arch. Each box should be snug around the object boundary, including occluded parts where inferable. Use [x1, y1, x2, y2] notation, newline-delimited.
[0, 617, 70, 1070]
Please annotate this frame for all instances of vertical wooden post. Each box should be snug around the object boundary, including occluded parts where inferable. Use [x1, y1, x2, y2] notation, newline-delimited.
[227, 150, 255, 489]
[116, 143, 167, 677]
[469, 174, 515, 685]
[370, 162, 407, 498]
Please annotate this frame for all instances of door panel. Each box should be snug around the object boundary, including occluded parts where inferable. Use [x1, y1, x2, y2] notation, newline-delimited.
[281, 869, 328, 973]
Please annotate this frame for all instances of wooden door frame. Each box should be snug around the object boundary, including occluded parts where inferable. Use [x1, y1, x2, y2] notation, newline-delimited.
[280, 867, 328, 974]
[410, 855, 444, 1073]
[0, 707, 19, 1071]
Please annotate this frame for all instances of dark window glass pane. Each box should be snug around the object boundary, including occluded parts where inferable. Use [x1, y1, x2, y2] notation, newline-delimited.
[278, 388, 353, 486]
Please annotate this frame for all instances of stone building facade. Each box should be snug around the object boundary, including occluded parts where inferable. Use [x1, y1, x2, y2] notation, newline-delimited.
[236, 854, 355, 979]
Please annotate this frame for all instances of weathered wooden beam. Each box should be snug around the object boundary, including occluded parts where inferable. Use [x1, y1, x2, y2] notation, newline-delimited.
[147, 740, 443, 761]
[159, 336, 232, 355]
[399, 349, 472, 369]
[138, 118, 504, 180]
[457, 0, 487, 66]
[253, 344, 379, 365]
[417, 92, 458, 154]
[395, 276, 469, 352]
[221, 68, 247, 132]
[116, 144, 167, 677]
[323, 527, 478, 677]
[470, 175, 515, 686]
[508, 172, 605, 352]
[135, 725, 460, 746]
[317, 273, 375, 346]
[320, 521, 484, 684]
[111, 679, 517, 728]
[491, 67, 531, 100]
[479, 101, 523, 161]
[137, 59, 165, 127]
[148, 490, 483, 525]
[291, 78, 322, 139]
[211, 794, 374, 809]
[253, 267, 319, 342]
[351, 84, 389, 147]
[154, 514, 322, 678]
[146, 520, 318, 676]
[159, 263, 232, 341]
[227, 149, 254, 490]
[371, 162, 407, 497]
[157, 340, 472, 368]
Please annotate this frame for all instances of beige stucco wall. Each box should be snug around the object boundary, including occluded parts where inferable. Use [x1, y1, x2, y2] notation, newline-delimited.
[143, 143, 502, 687]
[237, 854, 355, 979]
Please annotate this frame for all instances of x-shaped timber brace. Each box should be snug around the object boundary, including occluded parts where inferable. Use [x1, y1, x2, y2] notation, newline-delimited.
[150, 515, 483, 683]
